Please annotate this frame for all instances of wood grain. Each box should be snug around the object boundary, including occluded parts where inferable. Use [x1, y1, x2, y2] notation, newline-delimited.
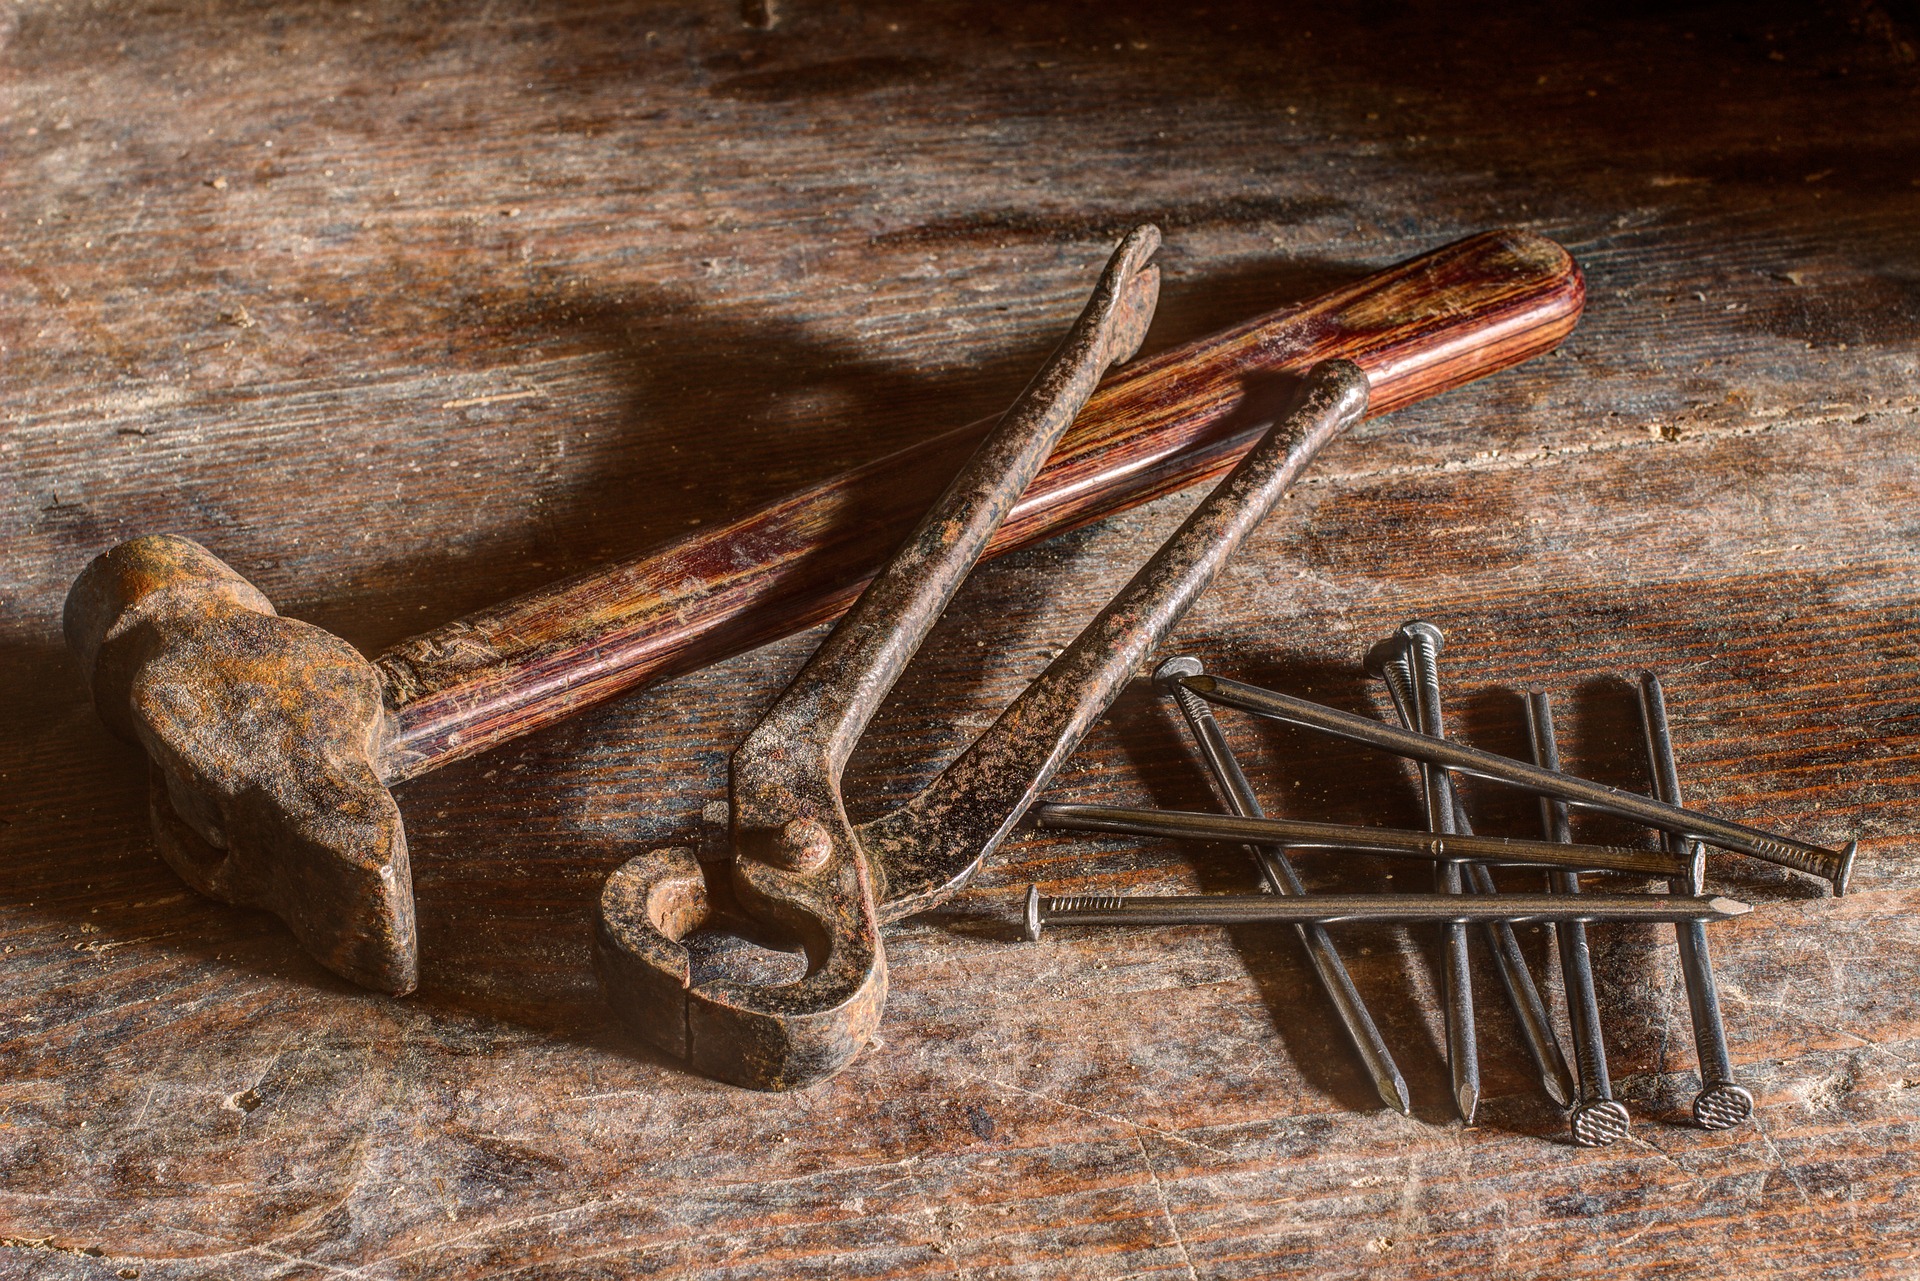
[4, 1, 1919, 1278]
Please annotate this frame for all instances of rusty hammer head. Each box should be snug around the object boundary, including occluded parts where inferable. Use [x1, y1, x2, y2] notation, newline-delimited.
[65, 535, 416, 994]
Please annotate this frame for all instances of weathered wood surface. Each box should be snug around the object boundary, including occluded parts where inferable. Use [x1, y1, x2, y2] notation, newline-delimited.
[4, 1, 1919, 1277]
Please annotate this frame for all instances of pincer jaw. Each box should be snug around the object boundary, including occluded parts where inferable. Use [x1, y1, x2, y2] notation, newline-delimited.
[1094, 224, 1161, 370]
[596, 835, 887, 1092]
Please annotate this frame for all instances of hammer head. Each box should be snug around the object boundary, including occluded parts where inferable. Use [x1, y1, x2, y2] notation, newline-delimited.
[65, 535, 417, 994]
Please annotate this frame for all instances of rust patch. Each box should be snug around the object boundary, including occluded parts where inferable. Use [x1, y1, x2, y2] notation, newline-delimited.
[65, 535, 416, 994]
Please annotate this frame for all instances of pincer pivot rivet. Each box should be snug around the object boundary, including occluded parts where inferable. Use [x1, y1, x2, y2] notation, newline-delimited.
[769, 818, 834, 873]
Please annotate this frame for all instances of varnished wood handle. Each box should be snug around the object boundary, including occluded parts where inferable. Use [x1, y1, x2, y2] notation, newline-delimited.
[375, 229, 1583, 780]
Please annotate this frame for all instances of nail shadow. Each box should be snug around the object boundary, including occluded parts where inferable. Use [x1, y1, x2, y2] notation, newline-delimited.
[989, 646, 1726, 1136]
[1204, 649, 1472, 1125]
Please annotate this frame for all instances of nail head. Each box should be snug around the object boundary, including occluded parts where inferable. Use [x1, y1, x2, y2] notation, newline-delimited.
[1153, 655, 1204, 687]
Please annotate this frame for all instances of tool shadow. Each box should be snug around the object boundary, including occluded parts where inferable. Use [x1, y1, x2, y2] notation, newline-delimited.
[386, 251, 1379, 1050]
[9, 249, 1386, 1076]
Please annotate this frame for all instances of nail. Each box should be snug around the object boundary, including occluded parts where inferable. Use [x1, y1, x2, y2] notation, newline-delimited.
[1525, 692, 1631, 1147]
[1638, 672, 1754, 1131]
[1371, 631, 1575, 1112]
[1031, 803, 1687, 878]
[1024, 887, 1750, 934]
[1173, 673, 1856, 894]
[1154, 657, 1412, 1114]
[1380, 624, 1477, 1122]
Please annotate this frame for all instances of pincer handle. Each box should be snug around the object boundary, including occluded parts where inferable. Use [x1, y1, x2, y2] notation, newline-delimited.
[380, 230, 1583, 779]
[599, 228, 1169, 1092]
[863, 362, 1371, 916]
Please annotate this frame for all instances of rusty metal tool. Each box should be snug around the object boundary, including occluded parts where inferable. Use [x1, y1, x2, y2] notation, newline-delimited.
[1172, 676, 1857, 894]
[1029, 804, 1687, 877]
[1637, 672, 1755, 1130]
[1155, 655, 1412, 1115]
[1024, 890, 1750, 937]
[65, 228, 1583, 996]
[595, 229, 1391, 1090]
[1526, 691, 1632, 1148]
[1371, 626, 1575, 1115]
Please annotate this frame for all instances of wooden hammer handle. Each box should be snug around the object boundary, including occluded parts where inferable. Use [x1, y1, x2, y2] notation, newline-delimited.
[375, 229, 1583, 780]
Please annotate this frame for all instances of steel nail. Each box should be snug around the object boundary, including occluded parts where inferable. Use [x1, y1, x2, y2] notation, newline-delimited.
[1370, 633, 1575, 1112]
[1378, 626, 1477, 1122]
[1637, 672, 1754, 1131]
[1031, 803, 1687, 877]
[1024, 887, 1750, 934]
[1174, 673, 1856, 894]
[1153, 657, 1412, 1114]
[1525, 692, 1631, 1147]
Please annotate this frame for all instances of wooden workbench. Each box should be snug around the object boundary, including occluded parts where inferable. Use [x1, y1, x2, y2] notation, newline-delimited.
[5, 2, 1918, 1275]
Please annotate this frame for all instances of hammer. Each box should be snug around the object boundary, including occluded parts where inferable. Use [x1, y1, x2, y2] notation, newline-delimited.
[65, 229, 1583, 996]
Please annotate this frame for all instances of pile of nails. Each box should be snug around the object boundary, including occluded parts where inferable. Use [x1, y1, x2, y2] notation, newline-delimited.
[1026, 620, 1859, 1146]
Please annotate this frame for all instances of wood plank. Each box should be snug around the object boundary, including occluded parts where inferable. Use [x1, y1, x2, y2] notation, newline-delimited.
[4, 0, 1919, 1275]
